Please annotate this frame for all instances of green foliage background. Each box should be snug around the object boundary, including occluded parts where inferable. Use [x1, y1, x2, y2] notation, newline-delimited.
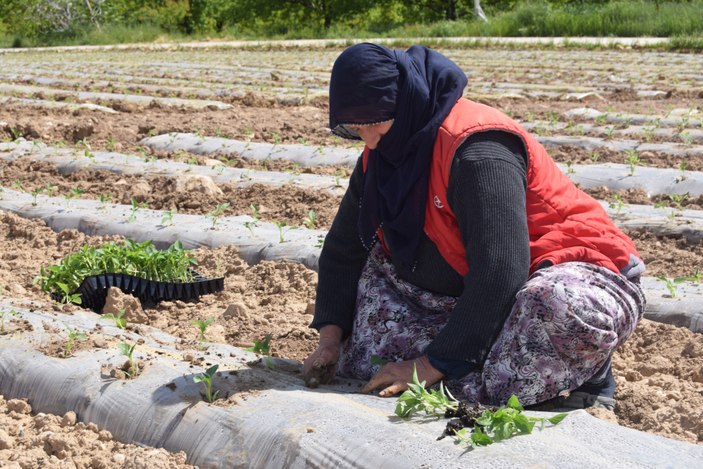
[1, 0, 702, 46]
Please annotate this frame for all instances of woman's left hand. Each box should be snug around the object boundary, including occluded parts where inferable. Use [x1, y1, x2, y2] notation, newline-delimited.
[360, 355, 444, 397]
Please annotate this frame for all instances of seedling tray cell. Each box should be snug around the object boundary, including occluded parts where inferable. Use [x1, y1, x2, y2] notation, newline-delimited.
[63, 270, 224, 313]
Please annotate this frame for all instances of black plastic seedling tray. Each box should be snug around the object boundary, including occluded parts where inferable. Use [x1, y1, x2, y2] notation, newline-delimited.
[60, 270, 224, 313]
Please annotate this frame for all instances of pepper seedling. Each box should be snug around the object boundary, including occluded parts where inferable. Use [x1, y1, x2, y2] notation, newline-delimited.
[303, 210, 317, 229]
[193, 364, 220, 403]
[64, 324, 87, 357]
[395, 365, 458, 418]
[246, 334, 275, 369]
[207, 203, 231, 229]
[102, 308, 127, 329]
[118, 342, 139, 378]
[191, 317, 215, 350]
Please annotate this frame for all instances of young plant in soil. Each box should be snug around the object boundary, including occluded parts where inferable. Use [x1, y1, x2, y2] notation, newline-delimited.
[98, 194, 112, 211]
[65, 187, 84, 208]
[657, 272, 703, 298]
[0, 309, 19, 334]
[118, 342, 139, 378]
[274, 221, 297, 243]
[624, 150, 641, 176]
[193, 364, 220, 403]
[161, 209, 176, 226]
[128, 198, 148, 223]
[36, 239, 196, 304]
[396, 366, 567, 448]
[303, 210, 317, 229]
[207, 203, 230, 229]
[103, 308, 127, 329]
[246, 333, 275, 369]
[64, 325, 87, 357]
[192, 317, 215, 350]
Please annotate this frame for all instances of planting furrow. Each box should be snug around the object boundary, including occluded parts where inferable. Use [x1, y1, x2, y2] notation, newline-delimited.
[564, 107, 703, 128]
[141, 133, 360, 169]
[0, 189, 325, 270]
[0, 140, 348, 193]
[522, 121, 703, 145]
[0, 84, 232, 111]
[0, 96, 117, 113]
[139, 133, 703, 197]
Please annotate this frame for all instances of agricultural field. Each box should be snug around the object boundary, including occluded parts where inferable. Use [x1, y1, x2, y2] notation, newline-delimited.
[0, 42, 702, 466]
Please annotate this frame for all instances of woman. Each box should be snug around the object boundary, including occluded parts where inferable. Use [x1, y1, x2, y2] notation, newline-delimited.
[303, 43, 646, 409]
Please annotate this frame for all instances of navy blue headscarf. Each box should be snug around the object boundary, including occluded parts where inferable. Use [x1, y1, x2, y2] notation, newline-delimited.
[329, 43, 468, 270]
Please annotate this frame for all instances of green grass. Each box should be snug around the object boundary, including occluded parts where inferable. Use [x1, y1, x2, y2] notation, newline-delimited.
[1, 1, 702, 50]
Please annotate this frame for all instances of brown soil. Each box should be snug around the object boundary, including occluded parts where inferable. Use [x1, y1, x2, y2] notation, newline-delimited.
[0, 395, 192, 468]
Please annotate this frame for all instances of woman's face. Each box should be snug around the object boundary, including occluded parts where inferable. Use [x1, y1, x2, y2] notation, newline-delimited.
[348, 120, 394, 150]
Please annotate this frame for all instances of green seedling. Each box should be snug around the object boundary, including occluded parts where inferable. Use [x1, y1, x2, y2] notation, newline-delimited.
[128, 198, 148, 223]
[315, 234, 325, 248]
[79, 138, 94, 159]
[106, 136, 118, 152]
[44, 182, 56, 197]
[9, 127, 21, 141]
[11, 180, 24, 191]
[161, 209, 176, 226]
[193, 364, 220, 403]
[192, 317, 215, 350]
[657, 273, 703, 298]
[250, 203, 261, 221]
[246, 333, 275, 369]
[118, 342, 138, 378]
[207, 203, 230, 229]
[452, 395, 567, 448]
[54, 281, 82, 304]
[274, 221, 297, 243]
[98, 193, 112, 210]
[64, 325, 87, 357]
[303, 210, 317, 229]
[590, 152, 601, 162]
[0, 309, 19, 334]
[243, 220, 258, 236]
[608, 193, 627, 215]
[65, 187, 84, 208]
[102, 308, 127, 329]
[565, 161, 574, 175]
[31, 187, 43, 206]
[679, 161, 689, 180]
[624, 150, 641, 176]
[396, 365, 458, 418]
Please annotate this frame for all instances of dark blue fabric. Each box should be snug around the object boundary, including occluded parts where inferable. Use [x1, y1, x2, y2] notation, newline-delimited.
[329, 43, 468, 270]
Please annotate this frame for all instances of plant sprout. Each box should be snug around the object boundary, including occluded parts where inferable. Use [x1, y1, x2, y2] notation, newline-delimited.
[395, 365, 458, 418]
[608, 193, 627, 215]
[64, 325, 87, 357]
[624, 150, 641, 176]
[31, 187, 43, 206]
[161, 209, 176, 226]
[193, 364, 220, 403]
[118, 342, 138, 378]
[657, 273, 703, 298]
[65, 187, 84, 208]
[303, 210, 317, 229]
[128, 198, 148, 223]
[103, 308, 127, 329]
[274, 221, 296, 243]
[0, 309, 19, 334]
[207, 203, 230, 229]
[246, 334, 275, 369]
[98, 193, 112, 211]
[250, 203, 261, 221]
[192, 317, 215, 350]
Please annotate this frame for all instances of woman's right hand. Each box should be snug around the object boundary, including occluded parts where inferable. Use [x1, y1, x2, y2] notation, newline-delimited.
[303, 324, 343, 388]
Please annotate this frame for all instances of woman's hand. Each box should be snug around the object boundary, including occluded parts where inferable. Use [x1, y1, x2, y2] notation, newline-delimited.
[361, 355, 444, 397]
[303, 324, 343, 388]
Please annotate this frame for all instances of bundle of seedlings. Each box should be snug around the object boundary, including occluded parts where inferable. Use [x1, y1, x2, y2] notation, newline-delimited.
[35, 239, 224, 312]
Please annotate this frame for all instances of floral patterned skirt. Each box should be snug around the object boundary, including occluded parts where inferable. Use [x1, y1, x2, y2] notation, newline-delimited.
[336, 245, 646, 406]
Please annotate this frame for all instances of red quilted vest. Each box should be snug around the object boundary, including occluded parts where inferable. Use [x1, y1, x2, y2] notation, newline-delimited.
[363, 98, 639, 276]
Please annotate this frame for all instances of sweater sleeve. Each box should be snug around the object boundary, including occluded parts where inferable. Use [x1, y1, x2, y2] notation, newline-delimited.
[309, 156, 369, 338]
[425, 131, 530, 377]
